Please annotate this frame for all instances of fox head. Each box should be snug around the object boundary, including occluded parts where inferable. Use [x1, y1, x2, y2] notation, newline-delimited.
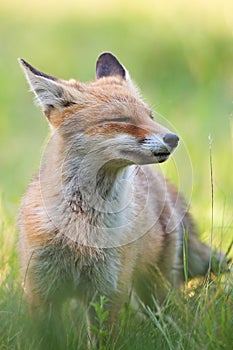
[19, 52, 179, 167]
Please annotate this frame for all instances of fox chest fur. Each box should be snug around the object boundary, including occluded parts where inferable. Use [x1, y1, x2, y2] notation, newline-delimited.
[19, 158, 180, 304]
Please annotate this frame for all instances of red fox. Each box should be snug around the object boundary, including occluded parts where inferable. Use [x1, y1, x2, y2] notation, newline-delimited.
[18, 52, 226, 344]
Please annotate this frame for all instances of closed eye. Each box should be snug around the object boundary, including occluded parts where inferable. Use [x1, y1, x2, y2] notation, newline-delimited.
[97, 117, 132, 124]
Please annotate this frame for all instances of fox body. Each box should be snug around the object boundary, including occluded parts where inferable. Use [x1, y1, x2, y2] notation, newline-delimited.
[18, 53, 222, 341]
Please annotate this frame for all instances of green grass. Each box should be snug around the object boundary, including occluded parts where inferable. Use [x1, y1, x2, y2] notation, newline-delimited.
[0, 1, 233, 349]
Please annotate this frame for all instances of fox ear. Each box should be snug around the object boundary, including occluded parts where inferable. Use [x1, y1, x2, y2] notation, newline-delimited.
[18, 59, 75, 118]
[96, 52, 127, 80]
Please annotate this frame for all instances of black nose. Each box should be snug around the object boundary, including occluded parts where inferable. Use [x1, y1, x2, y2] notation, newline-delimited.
[163, 133, 179, 148]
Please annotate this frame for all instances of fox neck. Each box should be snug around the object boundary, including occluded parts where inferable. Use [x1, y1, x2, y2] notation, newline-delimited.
[63, 155, 136, 248]
[40, 136, 136, 247]
[40, 135, 137, 247]
[64, 157, 134, 215]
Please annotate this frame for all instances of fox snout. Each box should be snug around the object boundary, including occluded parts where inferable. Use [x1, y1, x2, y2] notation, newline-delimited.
[138, 132, 179, 163]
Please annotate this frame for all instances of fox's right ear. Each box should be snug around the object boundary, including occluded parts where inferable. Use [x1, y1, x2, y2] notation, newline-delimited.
[18, 59, 76, 120]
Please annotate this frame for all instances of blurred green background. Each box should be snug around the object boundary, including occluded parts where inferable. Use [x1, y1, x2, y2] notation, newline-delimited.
[0, 0, 232, 250]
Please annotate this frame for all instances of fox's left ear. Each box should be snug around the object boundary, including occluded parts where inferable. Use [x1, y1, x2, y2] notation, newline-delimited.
[96, 52, 140, 96]
[18, 59, 76, 119]
[96, 52, 130, 80]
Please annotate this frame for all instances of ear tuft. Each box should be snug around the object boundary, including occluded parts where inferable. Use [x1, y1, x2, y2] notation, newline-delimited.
[96, 52, 126, 80]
